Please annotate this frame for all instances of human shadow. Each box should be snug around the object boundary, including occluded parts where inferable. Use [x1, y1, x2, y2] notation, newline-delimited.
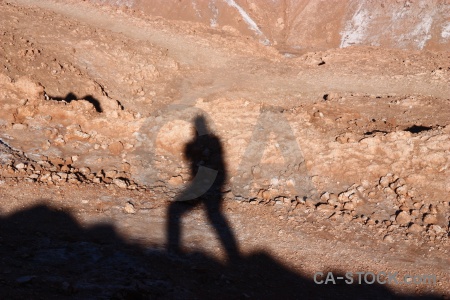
[0, 201, 441, 300]
[47, 92, 103, 113]
[0, 118, 444, 299]
[166, 115, 239, 261]
[0, 203, 443, 299]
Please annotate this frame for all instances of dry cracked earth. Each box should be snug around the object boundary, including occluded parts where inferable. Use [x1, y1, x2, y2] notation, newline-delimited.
[0, 0, 449, 299]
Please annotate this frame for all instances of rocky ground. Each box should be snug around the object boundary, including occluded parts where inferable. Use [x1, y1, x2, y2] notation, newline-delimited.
[0, 0, 449, 299]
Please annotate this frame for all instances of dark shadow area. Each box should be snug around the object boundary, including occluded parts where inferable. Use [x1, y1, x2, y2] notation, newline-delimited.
[48, 92, 103, 113]
[405, 125, 433, 134]
[364, 130, 389, 136]
[167, 116, 239, 262]
[0, 204, 442, 299]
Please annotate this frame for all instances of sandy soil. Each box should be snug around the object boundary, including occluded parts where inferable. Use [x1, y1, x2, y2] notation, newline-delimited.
[0, 0, 449, 299]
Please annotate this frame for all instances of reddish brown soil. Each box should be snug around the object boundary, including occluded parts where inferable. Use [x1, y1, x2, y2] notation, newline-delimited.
[0, 0, 449, 299]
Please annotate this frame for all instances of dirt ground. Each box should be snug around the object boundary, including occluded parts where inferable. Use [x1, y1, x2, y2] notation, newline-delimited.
[0, 0, 449, 299]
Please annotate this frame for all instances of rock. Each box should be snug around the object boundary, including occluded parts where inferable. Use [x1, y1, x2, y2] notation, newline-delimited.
[395, 211, 411, 225]
[410, 209, 420, 217]
[168, 176, 183, 185]
[429, 205, 438, 214]
[113, 178, 128, 189]
[399, 205, 410, 212]
[12, 123, 27, 130]
[313, 111, 324, 118]
[419, 204, 430, 214]
[395, 185, 408, 196]
[79, 167, 91, 175]
[423, 213, 438, 225]
[366, 218, 376, 225]
[343, 202, 354, 210]
[408, 223, 422, 234]
[108, 141, 124, 155]
[379, 176, 390, 187]
[105, 170, 118, 179]
[15, 163, 25, 170]
[320, 192, 330, 202]
[305, 198, 316, 208]
[60, 165, 70, 173]
[57, 172, 68, 180]
[383, 235, 394, 243]
[328, 193, 338, 204]
[429, 225, 445, 234]
[124, 202, 136, 214]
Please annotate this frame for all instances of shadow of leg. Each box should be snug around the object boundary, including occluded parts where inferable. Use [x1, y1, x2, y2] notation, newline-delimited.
[167, 201, 194, 254]
[204, 196, 240, 262]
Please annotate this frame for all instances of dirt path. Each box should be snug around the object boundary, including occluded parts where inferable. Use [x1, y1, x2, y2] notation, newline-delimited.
[0, 182, 448, 298]
[8, 0, 450, 102]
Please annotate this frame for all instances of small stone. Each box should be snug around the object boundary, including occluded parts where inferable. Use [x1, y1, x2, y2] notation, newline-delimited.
[320, 192, 330, 202]
[15, 163, 25, 170]
[419, 204, 430, 214]
[168, 176, 183, 185]
[328, 193, 338, 203]
[57, 172, 68, 180]
[410, 209, 420, 218]
[429, 205, 438, 214]
[68, 178, 79, 184]
[313, 111, 324, 118]
[366, 218, 376, 225]
[39, 173, 50, 181]
[60, 165, 70, 173]
[109, 141, 124, 155]
[361, 180, 371, 189]
[305, 198, 316, 208]
[423, 214, 438, 225]
[124, 202, 136, 214]
[399, 204, 410, 212]
[408, 223, 422, 234]
[395, 185, 408, 196]
[105, 170, 118, 179]
[395, 211, 411, 226]
[12, 123, 27, 130]
[413, 202, 422, 209]
[383, 235, 394, 243]
[343, 202, 354, 210]
[79, 167, 91, 175]
[379, 176, 390, 187]
[430, 225, 445, 234]
[113, 178, 128, 189]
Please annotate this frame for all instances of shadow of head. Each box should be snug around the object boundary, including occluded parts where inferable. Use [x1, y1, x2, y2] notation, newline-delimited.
[194, 115, 209, 136]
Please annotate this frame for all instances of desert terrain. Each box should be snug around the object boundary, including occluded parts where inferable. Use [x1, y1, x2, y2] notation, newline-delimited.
[0, 0, 449, 299]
